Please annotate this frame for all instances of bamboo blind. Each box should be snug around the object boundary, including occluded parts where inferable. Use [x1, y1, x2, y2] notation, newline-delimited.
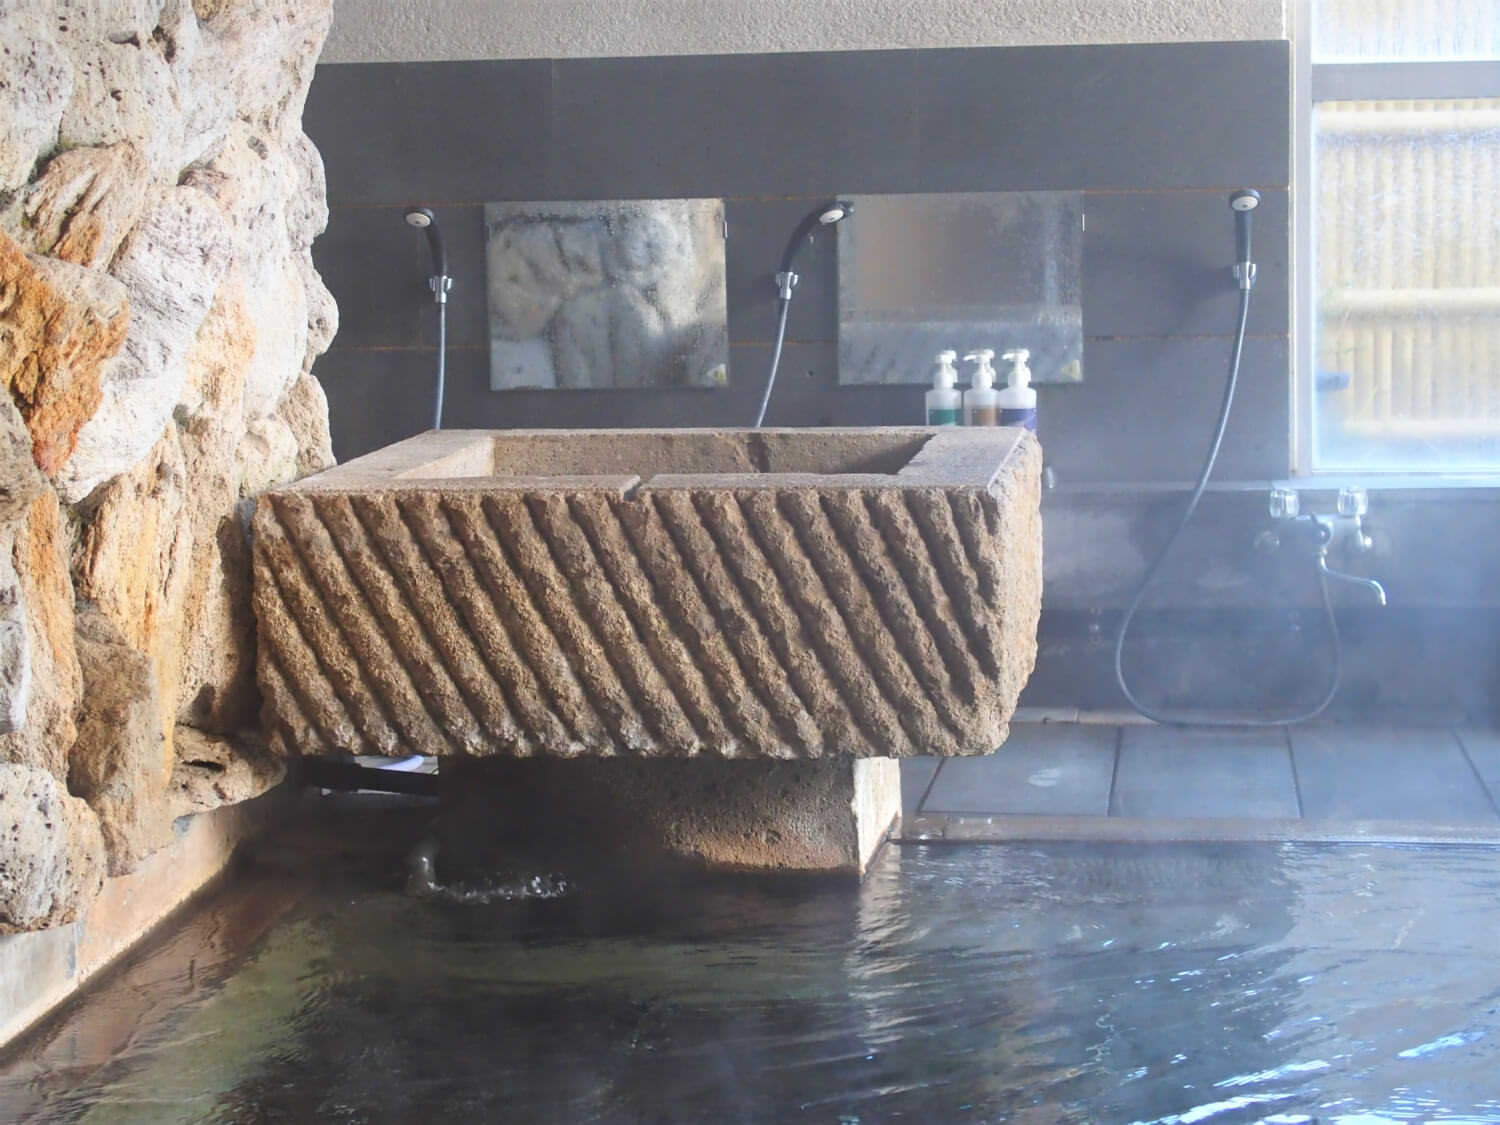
[1316, 98, 1500, 438]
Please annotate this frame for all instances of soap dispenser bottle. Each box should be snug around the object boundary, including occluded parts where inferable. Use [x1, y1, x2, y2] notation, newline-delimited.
[925, 350, 962, 425]
[998, 348, 1037, 431]
[963, 349, 999, 426]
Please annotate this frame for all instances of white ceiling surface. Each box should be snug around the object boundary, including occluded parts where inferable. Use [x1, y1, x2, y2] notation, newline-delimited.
[322, 0, 1287, 63]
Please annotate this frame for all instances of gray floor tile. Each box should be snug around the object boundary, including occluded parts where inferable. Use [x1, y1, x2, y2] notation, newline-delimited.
[1456, 728, 1500, 806]
[900, 757, 941, 816]
[923, 724, 1117, 815]
[1291, 727, 1499, 823]
[1111, 727, 1298, 820]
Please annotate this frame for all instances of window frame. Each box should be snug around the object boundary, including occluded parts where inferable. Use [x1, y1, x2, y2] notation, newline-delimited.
[1291, 0, 1500, 476]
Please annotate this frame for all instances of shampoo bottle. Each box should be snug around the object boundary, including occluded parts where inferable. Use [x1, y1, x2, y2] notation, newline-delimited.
[925, 350, 961, 425]
[998, 348, 1037, 431]
[963, 349, 999, 426]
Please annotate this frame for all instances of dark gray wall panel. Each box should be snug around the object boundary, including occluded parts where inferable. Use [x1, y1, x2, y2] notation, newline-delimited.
[312, 206, 429, 348]
[1083, 189, 1289, 338]
[1024, 607, 1498, 723]
[306, 60, 553, 205]
[1044, 336, 1290, 483]
[549, 51, 923, 199]
[318, 348, 441, 458]
[914, 42, 1289, 192]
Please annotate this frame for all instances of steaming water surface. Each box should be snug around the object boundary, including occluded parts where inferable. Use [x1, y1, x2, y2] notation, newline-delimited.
[4, 839, 1500, 1123]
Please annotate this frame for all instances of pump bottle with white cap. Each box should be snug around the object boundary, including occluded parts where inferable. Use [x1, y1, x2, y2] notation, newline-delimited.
[924, 349, 962, 425]
[962, 349, 999, 425]
[998, 348, 1037, 431]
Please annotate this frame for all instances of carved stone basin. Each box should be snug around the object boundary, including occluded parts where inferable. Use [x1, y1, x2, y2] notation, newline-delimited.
[252, 427, 1041, 874]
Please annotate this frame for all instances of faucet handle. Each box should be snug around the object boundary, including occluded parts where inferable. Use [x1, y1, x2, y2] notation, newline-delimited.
[1337, 486, 1368, 518]
[1268, 487, 1300, 519]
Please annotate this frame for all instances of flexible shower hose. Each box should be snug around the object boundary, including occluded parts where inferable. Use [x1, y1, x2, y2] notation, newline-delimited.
[433, 297, 447, 430]
[1112, 288, 1343, 726]
[754, 298, 793, 428]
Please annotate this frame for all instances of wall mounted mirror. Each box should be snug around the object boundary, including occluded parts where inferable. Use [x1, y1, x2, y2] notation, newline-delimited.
[485, 199, 729, 390]
[836, 191, 1084, 385]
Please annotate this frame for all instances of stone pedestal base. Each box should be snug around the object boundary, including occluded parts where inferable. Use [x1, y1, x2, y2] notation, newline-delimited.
[436, 755, 900, 877]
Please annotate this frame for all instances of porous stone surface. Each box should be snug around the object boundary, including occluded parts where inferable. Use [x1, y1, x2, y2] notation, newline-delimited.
[0, 492, 81, 780]
[57, 185, 234, 501]
[0, 549, 30, 736]
[17, 142, 151, 270]
[0, 237, 130, 476]
[255, 428, 1042, 760]
[0, 6, 72, 192]
[322, 0, 1284, 63]
[0, 0, 337, 930]
[168, 726, 285, 818]
[0, 397, 46, 526]
[437, 754, 901, 877]
[0, 404, 51, 738]
[70, 610, 170, 876]
[274, 372, 336, 479]
[0, 763, 106, 934]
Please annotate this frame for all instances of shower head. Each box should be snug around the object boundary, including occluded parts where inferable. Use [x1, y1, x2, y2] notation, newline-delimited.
[1230, 189, 1260, 267]
[403, 206, 448, 279]
[776, 199, 855, 294]
[816, 201, 852, 225]
[1229, 189, 1260, 290]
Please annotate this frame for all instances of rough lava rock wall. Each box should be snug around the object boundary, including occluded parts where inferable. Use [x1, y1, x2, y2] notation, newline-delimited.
[0, 0, 336, 931]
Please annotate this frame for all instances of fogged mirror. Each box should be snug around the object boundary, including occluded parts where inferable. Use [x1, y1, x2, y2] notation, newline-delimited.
[485, 199, 729, 390]
[837, 191, 1083, 384]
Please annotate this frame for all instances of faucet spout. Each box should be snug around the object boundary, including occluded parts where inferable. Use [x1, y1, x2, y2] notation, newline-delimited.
[1318, 554, 1387, 606]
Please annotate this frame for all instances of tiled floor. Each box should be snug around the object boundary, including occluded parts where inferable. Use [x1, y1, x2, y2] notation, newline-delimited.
[902, 722, 1500, 840]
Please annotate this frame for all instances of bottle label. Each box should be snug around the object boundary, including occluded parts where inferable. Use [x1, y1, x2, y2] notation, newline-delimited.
[968, 405, 998, 426]
[926, 406, 961, 426]
[1000, 407, 1037, 432]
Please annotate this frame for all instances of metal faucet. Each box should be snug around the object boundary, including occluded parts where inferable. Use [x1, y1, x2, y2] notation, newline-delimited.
[1270, 486, 1387, 606]
[1317, 552, 1387, 606]
[1314, 488, 1386, 605]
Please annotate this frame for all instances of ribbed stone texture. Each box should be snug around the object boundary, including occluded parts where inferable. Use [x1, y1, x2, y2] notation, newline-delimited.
[253, 427, 1042, 761]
